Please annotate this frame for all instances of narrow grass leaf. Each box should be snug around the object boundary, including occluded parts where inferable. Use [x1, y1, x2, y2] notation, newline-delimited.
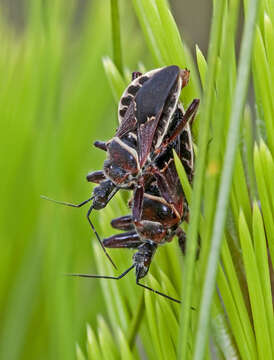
[103, 56, 126, 103]
[173, 150, 192, 203]
[252, 27, 274, 154]
[178, 2, 227, 358]
[76, 344, 86, 360]
[195, 45, 207, 89]
[144, 275, 166, 360]
[220, 240, 257, 357]
[118, 328, 135, 360]
[238, 211, 272, 360]
[110, 0, 123, 73]
[193, 1, 259, 358]
[242, 106, 257, 199]
[264, 13, 274, 87]
[86, 325, 103, 360]
[131, 0, 164, 65]
[217, 263, 256, 360]
[254, 142, 274, 264]
[156, 301, 177, 360]
[98, 316, 119, 360]
[252, 203, 274, 355]
[211, 293, 239, 359]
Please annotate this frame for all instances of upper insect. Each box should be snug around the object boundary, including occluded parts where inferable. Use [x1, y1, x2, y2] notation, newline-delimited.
[104, 66, 190, 187]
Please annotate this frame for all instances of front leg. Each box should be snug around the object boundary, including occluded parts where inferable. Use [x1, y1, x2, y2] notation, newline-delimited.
[103, 231, 141, 248]
[111, 215, 134, 231]
[176, 227, 187, 255]
[132, 184, 144, 223]
[155, 99, 200, 156]
[86, 170, 106, 184]
[94, 140, 107, 151]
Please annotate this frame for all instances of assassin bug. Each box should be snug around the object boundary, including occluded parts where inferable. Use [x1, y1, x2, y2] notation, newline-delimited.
[43, 66, 199, 289]
[73, 102, 199, 304]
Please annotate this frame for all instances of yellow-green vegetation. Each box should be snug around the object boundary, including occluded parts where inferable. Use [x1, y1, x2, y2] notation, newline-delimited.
[0, 1, 273, 360]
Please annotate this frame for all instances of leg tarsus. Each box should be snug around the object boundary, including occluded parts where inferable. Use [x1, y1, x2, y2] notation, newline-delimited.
[67, 264, 135, 280]
[41, 195, 93, 208]
[136, 280, 181, 304]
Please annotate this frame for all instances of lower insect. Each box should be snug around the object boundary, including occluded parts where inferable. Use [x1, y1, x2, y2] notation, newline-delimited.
[67, 103, 197, 304]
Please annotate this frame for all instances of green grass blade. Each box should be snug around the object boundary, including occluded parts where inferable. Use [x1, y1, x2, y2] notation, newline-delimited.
[239, 211, 272, 360]
[86, 325, 103, 360]
[195, 45, 207, 89]
[252, 203, 274, 355]
[110, 0, 123, 73]
[193, 0, 259, 358]
[76, 344, 86, 360]
[103, 56, 126, 103]
[178, 1, 227, 358]
[254, 142, 274, 264]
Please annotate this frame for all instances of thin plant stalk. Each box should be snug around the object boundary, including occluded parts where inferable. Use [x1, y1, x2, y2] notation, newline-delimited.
[193, 0, 259, 358]
[111, 0, 123, 74]
[177, 1, 226, 358]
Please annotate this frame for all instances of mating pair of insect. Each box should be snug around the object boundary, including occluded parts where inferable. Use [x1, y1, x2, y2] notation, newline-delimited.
[44, 65, 199, 304]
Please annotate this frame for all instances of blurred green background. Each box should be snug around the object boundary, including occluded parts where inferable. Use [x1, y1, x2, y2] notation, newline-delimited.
[0, 1, 208, 359]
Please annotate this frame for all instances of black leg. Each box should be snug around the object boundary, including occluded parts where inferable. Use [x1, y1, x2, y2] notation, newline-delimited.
[66, 264, 135, 280]
[94, 140, 107, 151]
[42, 188, 119, 269]
[155, 99, 200, 156]
[132, 185, 144, 223]
[111, 215, 134, 231]
[86, 205, 117, 269]
[177, 227, 187, 255]
[136, 280, 181, 304]
[86, 170, 106, 184]
[41, 195, 94, 208]
[103, 231, 141, 248]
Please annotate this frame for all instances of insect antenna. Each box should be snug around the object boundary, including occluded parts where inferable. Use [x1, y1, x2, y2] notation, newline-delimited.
[41, 195, 117, 269]
[66, 264, 135, 280]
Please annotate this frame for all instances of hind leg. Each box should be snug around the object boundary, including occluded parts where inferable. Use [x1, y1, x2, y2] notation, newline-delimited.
[103, 231, 142, 249]
[111, 215, 134, 231]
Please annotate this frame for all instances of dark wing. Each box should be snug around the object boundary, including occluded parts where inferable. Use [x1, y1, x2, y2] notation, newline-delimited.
[134, 65, 181, 166]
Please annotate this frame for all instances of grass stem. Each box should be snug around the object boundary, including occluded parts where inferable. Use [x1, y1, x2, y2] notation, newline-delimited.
[110, 0, 123, 74]
[193, 0, 259, 358]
